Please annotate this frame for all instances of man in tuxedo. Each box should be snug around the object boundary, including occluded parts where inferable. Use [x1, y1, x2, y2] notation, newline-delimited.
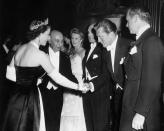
[95, 19, 131, 131]
[119, 6, 164, 131]
[39, 30, 77, 131]
[82, 23, 111, 131]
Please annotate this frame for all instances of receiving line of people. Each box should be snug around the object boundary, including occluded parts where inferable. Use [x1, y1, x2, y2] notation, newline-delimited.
[2, 5, 164, 131]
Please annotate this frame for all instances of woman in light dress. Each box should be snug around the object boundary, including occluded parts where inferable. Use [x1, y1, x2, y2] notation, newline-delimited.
[60, 28, 86, 131]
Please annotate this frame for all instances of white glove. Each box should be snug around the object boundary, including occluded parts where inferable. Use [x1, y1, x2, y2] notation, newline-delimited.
[132, 113, 145, 130]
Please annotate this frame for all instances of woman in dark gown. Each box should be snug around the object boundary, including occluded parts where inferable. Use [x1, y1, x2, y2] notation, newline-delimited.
[2, 18, 89, 131]
[3, 66, 45, 131]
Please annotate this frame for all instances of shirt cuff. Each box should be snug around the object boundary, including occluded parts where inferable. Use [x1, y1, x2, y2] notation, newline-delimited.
[89, 82, 94, 92]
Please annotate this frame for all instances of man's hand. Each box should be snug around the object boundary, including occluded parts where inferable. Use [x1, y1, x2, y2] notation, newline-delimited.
[83, 83, 91, 93]
[132, 113, 145, 130]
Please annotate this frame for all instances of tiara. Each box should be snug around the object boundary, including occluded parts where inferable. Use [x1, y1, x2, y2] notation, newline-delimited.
[30, 18, 49, 31]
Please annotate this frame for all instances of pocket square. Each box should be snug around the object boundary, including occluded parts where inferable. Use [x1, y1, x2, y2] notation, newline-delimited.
[119, 57, 125, 64]
[93, 54, 98, 59]
[129, 46, 137, 55]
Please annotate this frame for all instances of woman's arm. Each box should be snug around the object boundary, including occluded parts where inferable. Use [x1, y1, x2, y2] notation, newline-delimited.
[38, 51, 81, 90]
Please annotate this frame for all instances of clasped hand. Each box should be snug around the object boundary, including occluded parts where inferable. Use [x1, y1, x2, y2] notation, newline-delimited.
[78, 83, 91, 93]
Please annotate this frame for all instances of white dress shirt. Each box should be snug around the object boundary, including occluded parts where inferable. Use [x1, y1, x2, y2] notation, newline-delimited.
[87, 42, 97, 60]
[106, 35, 122, 90]
[47, 47, 60, 90]
[85, 42, 97, 80]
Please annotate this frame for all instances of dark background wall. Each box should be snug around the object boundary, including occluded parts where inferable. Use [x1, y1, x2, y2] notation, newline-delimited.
[0, 0, 163, 42]
[0, 0, 138, 41]
[0, 0, 76, 41]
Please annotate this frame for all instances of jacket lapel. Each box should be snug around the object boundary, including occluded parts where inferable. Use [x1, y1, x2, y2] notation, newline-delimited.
[87, 44, 97, 63]
[114, 38, 122, 75]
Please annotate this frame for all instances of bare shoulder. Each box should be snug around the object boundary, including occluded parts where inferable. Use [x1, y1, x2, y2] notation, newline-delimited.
[16, 44, 27, 53]
[14, 44, 28, 60]
[36, 50, 49, 61]
[36, 50, 52, 68]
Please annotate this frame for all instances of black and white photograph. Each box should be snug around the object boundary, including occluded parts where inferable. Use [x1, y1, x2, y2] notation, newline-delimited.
[0, 0, 164, 131]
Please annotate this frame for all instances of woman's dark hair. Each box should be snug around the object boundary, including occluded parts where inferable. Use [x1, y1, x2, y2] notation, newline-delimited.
[27, 19, 50, 41]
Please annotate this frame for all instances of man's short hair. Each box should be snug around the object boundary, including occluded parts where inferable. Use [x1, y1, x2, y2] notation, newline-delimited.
[127, 5, 151, 24]
[95, 19, 117, 34]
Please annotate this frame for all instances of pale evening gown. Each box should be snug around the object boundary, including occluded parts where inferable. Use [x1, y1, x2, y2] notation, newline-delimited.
[60, 54, 86, 131]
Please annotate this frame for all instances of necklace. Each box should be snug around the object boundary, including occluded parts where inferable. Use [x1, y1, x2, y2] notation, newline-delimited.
[30, 41, 39, 49]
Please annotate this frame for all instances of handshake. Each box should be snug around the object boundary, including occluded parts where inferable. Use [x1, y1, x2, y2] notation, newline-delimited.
[78, 82, 92, 93]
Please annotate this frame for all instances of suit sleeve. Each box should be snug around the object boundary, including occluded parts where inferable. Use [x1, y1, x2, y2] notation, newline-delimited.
[134, 37, 162, 117]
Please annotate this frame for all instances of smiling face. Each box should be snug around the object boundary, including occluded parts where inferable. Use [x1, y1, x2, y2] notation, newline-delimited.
[71, 33, 82, 48]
